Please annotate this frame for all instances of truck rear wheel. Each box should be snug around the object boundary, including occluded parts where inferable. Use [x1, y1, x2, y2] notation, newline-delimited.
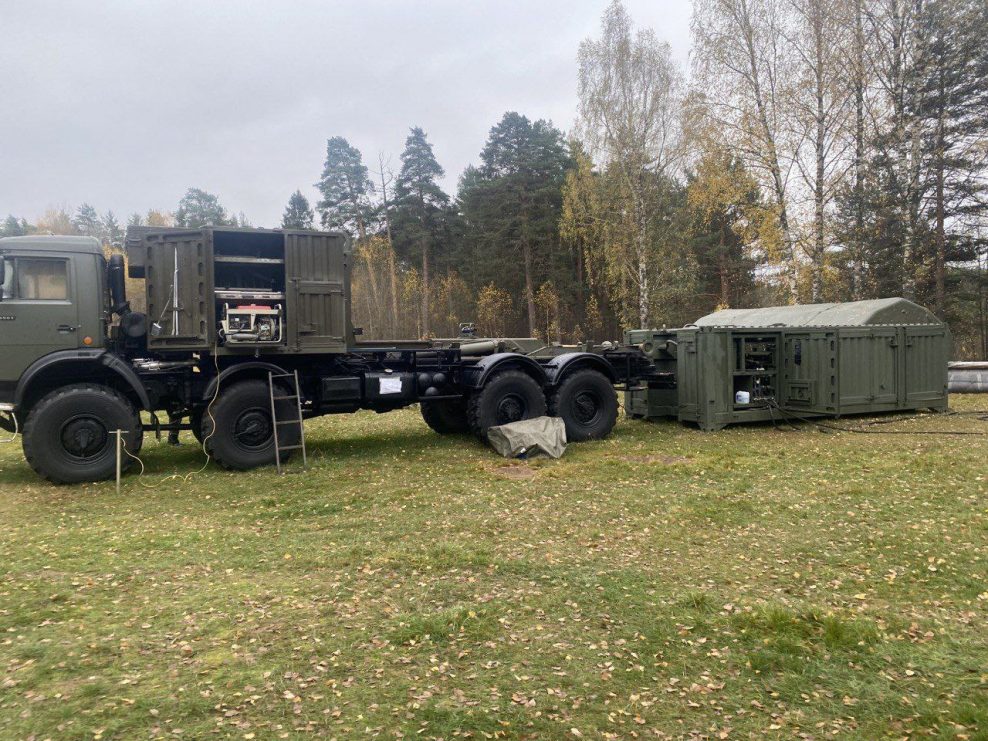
[468, 370, 547, 441]
[201, 380, 299, 470]
[421, 399, 470, 434]
[549, 369, 617, 442]
[22, 383, 143, 484]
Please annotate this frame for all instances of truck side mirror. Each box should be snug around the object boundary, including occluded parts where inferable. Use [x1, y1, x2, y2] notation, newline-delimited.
[0, 257, 5, 300]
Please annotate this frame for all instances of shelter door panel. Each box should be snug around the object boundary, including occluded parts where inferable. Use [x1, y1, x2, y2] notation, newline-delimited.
[869, 329, 898, 405]
[285, 233, 347, 353]
[782, 332, 835, 413]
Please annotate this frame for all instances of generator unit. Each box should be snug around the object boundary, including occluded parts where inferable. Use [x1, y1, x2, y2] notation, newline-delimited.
[220, 303, 283, 344]
[625, 298, 950, 430]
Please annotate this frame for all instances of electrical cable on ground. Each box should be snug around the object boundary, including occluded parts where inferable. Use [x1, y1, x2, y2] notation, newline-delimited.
[763, 398, 988, 436]
[122, 343, 222, 489]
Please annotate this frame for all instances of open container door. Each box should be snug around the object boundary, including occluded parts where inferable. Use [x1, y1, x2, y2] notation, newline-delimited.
[143, 229, 213, 350]
[284, 232, 349, 354]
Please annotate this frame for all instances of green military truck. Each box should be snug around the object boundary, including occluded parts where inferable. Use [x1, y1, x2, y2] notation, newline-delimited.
[0, 228, 643, 484]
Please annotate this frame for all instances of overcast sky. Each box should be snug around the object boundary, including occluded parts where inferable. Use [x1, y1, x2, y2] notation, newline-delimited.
[0, 0, 692, 228]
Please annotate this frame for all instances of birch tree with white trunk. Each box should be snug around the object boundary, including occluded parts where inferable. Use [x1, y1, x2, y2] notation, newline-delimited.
[691, 0, 798, 293]
[577, 0, 682, 328]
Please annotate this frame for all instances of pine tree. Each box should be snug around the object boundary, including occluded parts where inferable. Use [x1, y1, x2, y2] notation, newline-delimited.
[833, 0, 988, 313]
[175, 188, 229, 228]
[912, 0, 988, 314]
[73, 203, 103, 238]
[315, 137, 374, 237]
[391, 127, 450, 337]
[458, 113, 571, 336]
[282, 190, 314, 229]
[1, 215, 27, 237]
[684, 147, 764, 312]
[102, 211, 122, 248]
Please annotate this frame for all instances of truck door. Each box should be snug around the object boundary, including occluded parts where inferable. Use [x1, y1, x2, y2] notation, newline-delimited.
[0, 252, 81, 390]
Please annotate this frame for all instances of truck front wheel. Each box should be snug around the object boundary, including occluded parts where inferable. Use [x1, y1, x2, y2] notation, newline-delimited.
[22, 383, 143, 485]
[421, 399, 470, 434]
[549, 369, 617, 442]
[201, 380, 299, 470]
[467, 370, 547, 441]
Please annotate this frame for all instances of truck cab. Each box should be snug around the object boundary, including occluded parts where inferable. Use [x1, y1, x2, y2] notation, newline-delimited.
[0, 236, 108, 405]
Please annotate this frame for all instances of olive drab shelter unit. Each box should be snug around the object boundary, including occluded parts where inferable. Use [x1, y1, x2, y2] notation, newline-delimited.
[625, 298, 950, 430]
[126, 227, 351, 353]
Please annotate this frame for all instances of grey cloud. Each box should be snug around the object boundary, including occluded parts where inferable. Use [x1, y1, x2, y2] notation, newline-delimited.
[0, 0, 692, 226]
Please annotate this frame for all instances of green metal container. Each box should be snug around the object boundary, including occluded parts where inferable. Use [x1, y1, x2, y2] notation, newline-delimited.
[128, 227, 351, 354]
[625, 298, 950, 430]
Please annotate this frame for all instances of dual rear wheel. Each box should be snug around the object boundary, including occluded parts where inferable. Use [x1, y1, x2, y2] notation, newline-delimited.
[422, 368, 617, 443]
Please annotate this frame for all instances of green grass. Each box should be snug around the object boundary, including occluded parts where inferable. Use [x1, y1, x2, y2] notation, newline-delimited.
[1, 398, 987, 739]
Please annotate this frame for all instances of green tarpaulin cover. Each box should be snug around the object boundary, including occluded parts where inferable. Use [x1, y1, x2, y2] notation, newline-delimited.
[487, 416, 567, 459]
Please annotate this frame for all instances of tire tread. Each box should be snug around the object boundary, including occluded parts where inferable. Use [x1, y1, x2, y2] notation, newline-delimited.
[22, 383, 142, 484]
[547, 369, 617, 442]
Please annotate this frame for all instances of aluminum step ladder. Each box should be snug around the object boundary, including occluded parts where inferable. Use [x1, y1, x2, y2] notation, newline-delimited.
[268, 370, 307, 474]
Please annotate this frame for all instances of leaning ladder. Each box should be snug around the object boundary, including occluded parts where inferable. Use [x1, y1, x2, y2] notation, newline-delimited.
[268, 370, 307, 474]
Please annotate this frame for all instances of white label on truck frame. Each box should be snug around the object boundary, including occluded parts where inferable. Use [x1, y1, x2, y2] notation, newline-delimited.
[379, 376, 403, 395]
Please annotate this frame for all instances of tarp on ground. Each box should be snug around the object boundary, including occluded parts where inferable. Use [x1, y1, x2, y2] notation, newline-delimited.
[487, 416, 567, 459]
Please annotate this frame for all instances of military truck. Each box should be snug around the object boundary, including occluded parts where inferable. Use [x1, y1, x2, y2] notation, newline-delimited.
[0, 227, 649, 484]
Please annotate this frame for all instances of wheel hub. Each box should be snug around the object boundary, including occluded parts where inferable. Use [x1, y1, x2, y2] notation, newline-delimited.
[60, 416, 109, 459]
[495, 394, 526, 425]
[234, 409, 272, 450]
[573, 391, 601, 425]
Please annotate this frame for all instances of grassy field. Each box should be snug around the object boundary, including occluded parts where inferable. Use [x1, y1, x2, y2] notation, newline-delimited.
[1, 397, 986, 740]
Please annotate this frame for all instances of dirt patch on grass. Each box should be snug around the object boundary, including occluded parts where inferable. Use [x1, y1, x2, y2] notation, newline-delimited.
[490, 463, 536, 480]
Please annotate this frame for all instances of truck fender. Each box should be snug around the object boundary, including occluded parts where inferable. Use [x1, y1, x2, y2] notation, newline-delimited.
[459, 352, 548, 390]
[202, 361, 289, 401]
[14, 349, 152, 411]
[543, 352, 617, 386]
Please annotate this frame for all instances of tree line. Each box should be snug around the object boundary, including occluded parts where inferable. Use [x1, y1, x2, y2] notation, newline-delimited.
[3, 0, 986, 357]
